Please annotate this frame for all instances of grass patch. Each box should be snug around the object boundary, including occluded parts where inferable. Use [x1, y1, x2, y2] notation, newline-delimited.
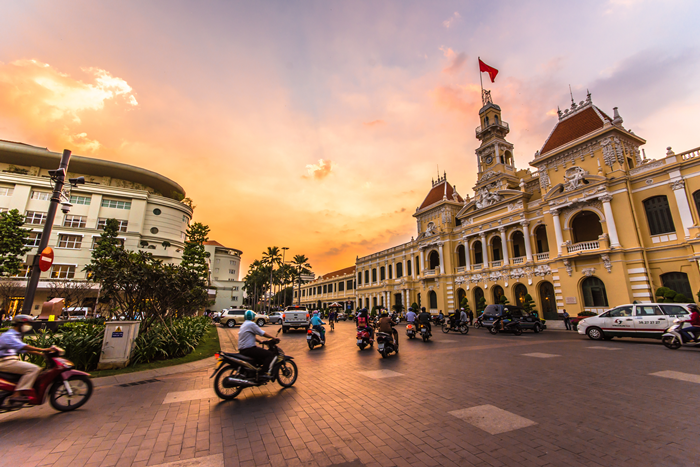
[90, 325, 220, 379]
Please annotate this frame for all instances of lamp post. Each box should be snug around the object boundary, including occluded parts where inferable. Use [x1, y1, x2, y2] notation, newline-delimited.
[281, 247, 289, 308]
[21, 150, 85, 314]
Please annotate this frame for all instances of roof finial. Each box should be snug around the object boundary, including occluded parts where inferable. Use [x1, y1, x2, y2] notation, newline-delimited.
[569, 85, 576, 110]
[586, 89, 592, 104]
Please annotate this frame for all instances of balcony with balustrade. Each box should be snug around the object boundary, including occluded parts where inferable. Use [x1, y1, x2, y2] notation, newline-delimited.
[424, 269, 437, 276]
[535, 252, 550, 261]
[511, 256, 526, 265]
[567, 241, 599, 253]
[490, 260, 502, 268]
[475, 120, 509, 138]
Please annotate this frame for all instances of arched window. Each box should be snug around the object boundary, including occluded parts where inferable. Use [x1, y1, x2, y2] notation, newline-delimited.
[457, 288, 466, 307]
[494, 115, 499, 124]
[539, 281, 556, 319]
[473, 241, 483, 264]
[661, 272, 693, 300]
[364, 270, 369, 284]
[491, 236, 502, 262]
[643, 196, 675, 235]
[358, 272, 362, 285]
[396, 262, 403, 278]
[388, 264, 393, 279]
[571, 211, 603, 243]
[535, 225, 549, 253]
[693, 190, 700, 220]
[429, 251, 440, 269]
[407, 259, 412, 276]
[371, 268, 377, 282]
[514, 284, 528, 306]
[582, 276, 608, 307]
[492, 285, 504, 304]
[484, 116, 490, 126]
[473, 287, 484, 310]
[429, 290, 438, 309]
[511, 231, 526, 259]
[456, 245, 466, 267]
[380, 266, 385, 281]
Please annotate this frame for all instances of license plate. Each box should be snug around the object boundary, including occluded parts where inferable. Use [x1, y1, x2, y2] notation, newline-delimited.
[357, 339, 363, 344]
[422, 329, 427, 333]
[378, 345, 384, 350]
[306, 335, 312, 340]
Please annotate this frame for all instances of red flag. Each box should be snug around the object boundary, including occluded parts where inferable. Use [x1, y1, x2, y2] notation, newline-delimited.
[478, 58, 498, 83]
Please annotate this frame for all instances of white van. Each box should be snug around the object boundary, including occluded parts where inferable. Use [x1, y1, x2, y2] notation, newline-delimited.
[577, 303, 691, 340]
[63, 307, 91, 320]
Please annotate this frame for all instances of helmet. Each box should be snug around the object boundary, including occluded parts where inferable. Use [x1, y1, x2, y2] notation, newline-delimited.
[13, 314, 32, 324]
[313, 310, 319, 315]
[408, 307, 413, 311]
[244, 310, 255, 321]
[381, 311, 389, 317]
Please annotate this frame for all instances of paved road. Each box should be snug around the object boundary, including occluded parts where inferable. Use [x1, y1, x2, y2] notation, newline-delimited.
[1, 321, 699, 467]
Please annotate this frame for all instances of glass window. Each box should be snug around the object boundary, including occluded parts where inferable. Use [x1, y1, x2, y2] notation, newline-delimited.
[91, 237, 124, 249]
[51, 265, 75, 279]
[609, 306, 633, 317]
[396, 262, 403, 278]
[30, 191, 51, 201]
[0, 186, 14, 196]
[70, 194, 91, 205]
[660, 272, 693, 299]
[643, 196, 675, 235]
[338, 281, 344, 292]
[14, 264, 32, 278]
[63, 215, 86, 228]
[660, 305, 689, 316]
[25, 232, 42, 247]
[380, 267, 385, 281]
[347, 279, 353, 290]
[58, 234, 82, 249]
[388, 265, 393, 279]
[153, 208, 161, 215]
[97, 218, 128, 232]
[364, 270, 369, 283]
[635, 305, 662, 316]
[582, 276, 609, 307]
[372, 269, 377, 282]
[25, 211, 47, 225]
[101, 199, 131, 210]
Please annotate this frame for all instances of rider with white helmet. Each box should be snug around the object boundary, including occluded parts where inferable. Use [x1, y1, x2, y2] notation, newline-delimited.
[237, 310, 277, 376]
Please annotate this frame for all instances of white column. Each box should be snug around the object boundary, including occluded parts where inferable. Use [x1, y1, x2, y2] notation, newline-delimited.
[551, 209, 564, 256]
[438, 243, 445, 274]
[499, 227, 509, 265]
[420, 249, 425, 275]
[671, 180, 694, 239]
[464, 237, 471, 271]
[600, 194, 621, 247]
[480, 233, 488, 266]
[521, 221, 533, 262]
[403, 258, 407, 279]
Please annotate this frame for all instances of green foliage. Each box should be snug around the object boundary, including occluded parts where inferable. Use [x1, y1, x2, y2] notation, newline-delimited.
[0, 209, 31, 277]
[392, 303, 405, 313]
[460, 296, 470, 312]
[477, 297, 487, 314]
[180, 222, 210, 282]
[370, 306, 379, 317]
[131, 317, 211, 365]
[411, 302, 420, 311]
[23, 323, 105, 371]
[521, 294, 537, 314]
[578, 311, 598, 317]
[499, 295, 509, 305]
[656, 287, 693, 303]
[673, 293, 690, 303]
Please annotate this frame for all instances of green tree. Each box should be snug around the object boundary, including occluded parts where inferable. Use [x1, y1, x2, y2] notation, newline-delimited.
[499, 295, 510, 305]
[411, 302, 420, 311]
[0, 209, 30, 277]
[180, 222, 210, 282]
[460, 296, 470, 312]
[522, 293, 537, 316]
[476, 297, 487, 315]
[289, 254, 312, 306]
[262, 247, 282, 311]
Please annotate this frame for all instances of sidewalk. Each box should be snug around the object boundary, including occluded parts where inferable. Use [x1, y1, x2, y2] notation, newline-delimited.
[93, 326, 234, 388]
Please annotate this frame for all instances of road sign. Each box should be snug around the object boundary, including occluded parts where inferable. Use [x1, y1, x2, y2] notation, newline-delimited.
[39, 247, 54, 272]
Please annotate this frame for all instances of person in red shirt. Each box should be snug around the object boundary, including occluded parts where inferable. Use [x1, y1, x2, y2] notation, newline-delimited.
[681, 304, 700, 343]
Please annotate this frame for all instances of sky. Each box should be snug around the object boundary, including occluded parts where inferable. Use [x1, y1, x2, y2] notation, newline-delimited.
[1, 0, 699, 277]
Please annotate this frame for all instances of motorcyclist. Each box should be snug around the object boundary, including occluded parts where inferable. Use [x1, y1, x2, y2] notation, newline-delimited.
[356, 308, 374, 340]
[237, 310, 278, 376]
[418, 307, 432, 336]
[460, 308, 468, 327]
[449, 309, 460, 329]
[0, 315, 52, 403]
[405, 307, 416, 325]
[680, 304, 700, 343]
[310, 310, 326, 342]
[378, 311, 399, 346]
[437, 310, 444, 324]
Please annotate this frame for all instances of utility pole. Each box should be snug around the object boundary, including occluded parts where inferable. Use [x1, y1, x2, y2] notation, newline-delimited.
[281, 247, 288, 308]
[21, 150, 72, 314]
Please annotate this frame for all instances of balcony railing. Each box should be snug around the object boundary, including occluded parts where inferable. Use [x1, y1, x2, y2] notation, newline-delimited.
[512, 256, 525, 264]
[424, 269, 436, 276]
[678, 146, 700, 160]
[535, 252, 550, 261]
[567, 241, 599, 253]
[456, 266, 466, 273]
[473, 264, 484, 270]
[490, 260, 502, 268]
[475, 120, 509, 137]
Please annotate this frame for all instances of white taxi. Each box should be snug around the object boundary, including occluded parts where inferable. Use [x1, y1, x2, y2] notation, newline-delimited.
[577, 303, 691, 340]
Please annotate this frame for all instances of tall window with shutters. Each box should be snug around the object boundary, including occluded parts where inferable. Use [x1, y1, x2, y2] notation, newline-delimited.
[643, 195, 675, 235]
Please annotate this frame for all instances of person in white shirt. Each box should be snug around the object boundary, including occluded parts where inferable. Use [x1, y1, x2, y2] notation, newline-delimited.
[238, 310, 277, 375]
[405, 308, 417, 324]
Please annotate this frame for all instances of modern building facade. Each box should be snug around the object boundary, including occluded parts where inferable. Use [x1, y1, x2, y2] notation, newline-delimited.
[356, 91, 700, 319]
[205, 240, 244, 310]
[297, 266, 356, 311]
[0, 139, 239, 315]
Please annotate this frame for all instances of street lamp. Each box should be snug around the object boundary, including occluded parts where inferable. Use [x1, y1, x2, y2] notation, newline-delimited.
[281, 247, 289, 308]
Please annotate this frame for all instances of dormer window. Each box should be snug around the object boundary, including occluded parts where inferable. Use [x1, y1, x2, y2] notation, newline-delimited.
[484, 116, 490, 126]
[494, 115, 499, 124]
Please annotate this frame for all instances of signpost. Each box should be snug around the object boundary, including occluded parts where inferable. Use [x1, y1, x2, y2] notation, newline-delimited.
[38, 247, 54, 272]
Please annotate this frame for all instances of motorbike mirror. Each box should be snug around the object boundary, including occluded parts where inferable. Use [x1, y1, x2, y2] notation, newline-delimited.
[276, 328, 282, 336]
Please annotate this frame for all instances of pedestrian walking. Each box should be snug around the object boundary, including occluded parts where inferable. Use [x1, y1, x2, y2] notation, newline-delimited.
[562, 309, 571, 330]
[468, 309, 474, 326]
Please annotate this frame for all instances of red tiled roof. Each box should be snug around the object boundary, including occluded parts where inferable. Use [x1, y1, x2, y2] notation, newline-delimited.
[540, 106, 612, 155]
[320, 265, 356, 280]
[203, 240, 226, 247]
[418, 181, 463, 210]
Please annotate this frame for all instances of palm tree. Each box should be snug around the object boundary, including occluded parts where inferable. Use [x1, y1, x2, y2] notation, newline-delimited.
[261, 247, 282, 312]
[290, 254, 312, 306]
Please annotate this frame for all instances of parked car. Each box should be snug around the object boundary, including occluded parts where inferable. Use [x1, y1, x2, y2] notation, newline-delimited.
[336, 312, 347, 321]
[577, 303, 691, 340]
[281, 305, 310, 333]
[268, 312, 284, 324]
[62, 307, 91, 320]
[220, 309, 268, 328]
[480, 304, 546, 333]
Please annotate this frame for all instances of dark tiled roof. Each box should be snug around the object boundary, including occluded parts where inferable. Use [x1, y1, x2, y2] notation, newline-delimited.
[203, 240, 226, 247]
[320, 266, 356, 280]
[540, 106, 611, 155]
[418, 181, 463, 210]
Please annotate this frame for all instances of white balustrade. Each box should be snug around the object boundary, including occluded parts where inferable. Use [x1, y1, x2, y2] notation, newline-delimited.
[490, 260, 502, 268]
[512, 256, 525, 264]
[567, 241, 599, 253]
[456, 266, 466, 273]
[424, 269, 436, 276]
[473, 264, 484, 270]
[535, 252, 550, 261]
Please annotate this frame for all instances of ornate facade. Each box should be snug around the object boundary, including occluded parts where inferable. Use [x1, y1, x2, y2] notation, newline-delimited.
[355, 92, 700, 319]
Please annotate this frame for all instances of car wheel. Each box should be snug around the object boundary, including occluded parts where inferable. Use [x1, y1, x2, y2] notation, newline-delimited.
[533, 323, 541, 333]
[256, 319, 265, 327]
[586, 326, 604, 340]
[226, 320, 235, 328]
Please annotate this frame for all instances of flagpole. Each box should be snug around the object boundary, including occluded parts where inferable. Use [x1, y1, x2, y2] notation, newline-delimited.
[478, 57, 483, 104]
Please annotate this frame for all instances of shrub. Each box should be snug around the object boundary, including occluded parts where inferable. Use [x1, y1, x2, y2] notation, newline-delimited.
[578, 311, 598, 317]
[131, 316, 211, 365]
[22, 323, 105, 372]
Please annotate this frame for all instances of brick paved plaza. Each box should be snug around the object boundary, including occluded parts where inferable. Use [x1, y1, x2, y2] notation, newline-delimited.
[1, 321, 699, 467]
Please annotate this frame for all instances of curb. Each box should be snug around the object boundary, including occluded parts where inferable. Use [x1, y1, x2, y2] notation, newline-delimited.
[92, 357, 212, 388]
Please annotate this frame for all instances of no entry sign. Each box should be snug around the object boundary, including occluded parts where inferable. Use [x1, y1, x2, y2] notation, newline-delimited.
[39, 247, 54, 272]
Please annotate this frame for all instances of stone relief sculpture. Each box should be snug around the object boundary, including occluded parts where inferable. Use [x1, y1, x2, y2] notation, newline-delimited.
[601, 254, 612, 273]
[475, 187, 503, 209]
[425, 222, 436, 236]
[563, 259, 573, 277]
[534, 265, 551, 277]
[563, 166, 588, 192]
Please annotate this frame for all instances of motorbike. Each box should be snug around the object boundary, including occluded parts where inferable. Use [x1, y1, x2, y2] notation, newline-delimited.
[432, 315, 445, 325]
[211, 332, 298, 400]
[662, 319, 700, 350]
[474, 316, 484, 329]
[307, 326, 325, 349]
[405, 322, 417, 339]
[419, 323, 432, 342]
[442, 321, 469, 335]
[0, 346, 93, 413]
[356, 328, 374, 350]
[376, 331, 398, 358]
[489, 317, 522, 335]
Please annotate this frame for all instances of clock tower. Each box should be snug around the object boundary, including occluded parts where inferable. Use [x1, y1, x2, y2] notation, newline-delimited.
[474, 92, 515, 180]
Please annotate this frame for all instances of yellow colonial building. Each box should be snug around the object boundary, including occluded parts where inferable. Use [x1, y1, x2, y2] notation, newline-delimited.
[297, 266, 357, 311]
[355, 91, 700, 320]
